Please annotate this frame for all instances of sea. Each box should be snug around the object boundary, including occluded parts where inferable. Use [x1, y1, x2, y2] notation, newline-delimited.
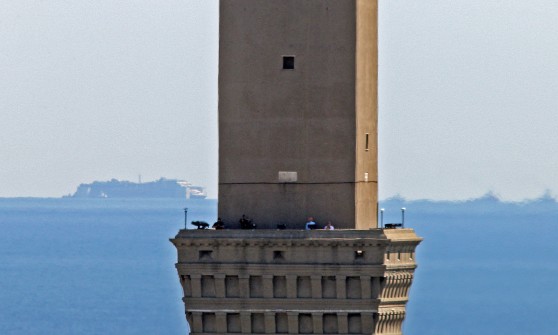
[0, 197, 557, 335]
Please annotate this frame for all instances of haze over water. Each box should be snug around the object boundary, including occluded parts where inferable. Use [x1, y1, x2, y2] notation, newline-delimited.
[3, 1, 558, 202]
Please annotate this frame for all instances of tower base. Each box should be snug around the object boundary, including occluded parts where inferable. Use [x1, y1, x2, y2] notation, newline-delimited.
[171, 229, 421, 335]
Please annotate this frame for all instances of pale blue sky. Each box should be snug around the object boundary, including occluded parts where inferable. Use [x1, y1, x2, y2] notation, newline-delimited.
[1, 0, 557, 201]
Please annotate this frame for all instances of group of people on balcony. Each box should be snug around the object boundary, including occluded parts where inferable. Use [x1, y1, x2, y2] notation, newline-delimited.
[203, 215, 335, 230]
[304, 217, 334, 230]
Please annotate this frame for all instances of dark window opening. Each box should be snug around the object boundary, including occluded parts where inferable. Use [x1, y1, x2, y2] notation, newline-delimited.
[273, 250, 285, 260]
[283, 56, 295, 70]
[199, 250, 213, 260]
[355, 250, 365, 260]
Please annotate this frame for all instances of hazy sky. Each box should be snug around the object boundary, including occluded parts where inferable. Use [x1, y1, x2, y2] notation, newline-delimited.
[1, 0, 557, 201]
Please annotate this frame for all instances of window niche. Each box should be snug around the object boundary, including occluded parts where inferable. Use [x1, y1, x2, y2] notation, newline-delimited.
[250, 276, 263, 298]
[282, 56, 295, 70]
[298, 314, 313, 334]
[180, 275, 192, 297]
[199, 250, 213, 260]
[273, 250, 285, 261]
[225, 276, 240, 298]
[322, 276, 337, 298]
[323, 314, 338, 334]
[252, 313, 265, 333]
[276, 313, 289, 334]
[348, 313, 362, 334]
[354, 250, 365, 261]
[273, 276, 287, 298]
[346, 276, 361, 299]
[202, 313, 216, 333]
[201, 275, 216, 297]
[297, 276, 312, 298]
[227, 313, 241, 333]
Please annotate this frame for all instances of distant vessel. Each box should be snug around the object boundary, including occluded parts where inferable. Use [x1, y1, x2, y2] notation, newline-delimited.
[67, 178, 207, 199]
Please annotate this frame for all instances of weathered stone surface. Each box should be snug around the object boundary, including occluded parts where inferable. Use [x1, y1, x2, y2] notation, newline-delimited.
[218, 0, 378, 230]
[172, 1, 423, 334]
[171, 229, 421, 334]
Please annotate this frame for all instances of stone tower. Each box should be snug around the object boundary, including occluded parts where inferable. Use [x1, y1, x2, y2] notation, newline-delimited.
[171, 1, 422, 334]
[218, 0, 378, 230]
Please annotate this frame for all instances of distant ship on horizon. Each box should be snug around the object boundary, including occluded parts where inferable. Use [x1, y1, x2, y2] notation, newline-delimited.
[66, 178, 207, 199]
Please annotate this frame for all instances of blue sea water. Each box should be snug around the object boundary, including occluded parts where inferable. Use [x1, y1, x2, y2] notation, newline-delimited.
[0, 197, 557, 334]
[392, 197, 558, 335]
[0, 198, 214, 335]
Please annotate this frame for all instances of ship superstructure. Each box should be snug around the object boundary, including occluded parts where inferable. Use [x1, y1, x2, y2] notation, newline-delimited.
[70, 178, 207, 199]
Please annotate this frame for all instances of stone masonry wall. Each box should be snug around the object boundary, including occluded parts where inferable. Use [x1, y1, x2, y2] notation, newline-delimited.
[171, 229, 421, 335]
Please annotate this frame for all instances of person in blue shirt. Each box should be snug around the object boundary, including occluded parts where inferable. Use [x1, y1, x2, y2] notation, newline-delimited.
[305, 217, 316, 230]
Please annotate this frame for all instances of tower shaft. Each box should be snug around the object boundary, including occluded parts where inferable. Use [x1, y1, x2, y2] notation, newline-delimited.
[218, 0, 378, 229]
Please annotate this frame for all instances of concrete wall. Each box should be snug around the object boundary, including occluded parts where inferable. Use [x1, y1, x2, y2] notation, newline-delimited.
[218, 0, 378, 229]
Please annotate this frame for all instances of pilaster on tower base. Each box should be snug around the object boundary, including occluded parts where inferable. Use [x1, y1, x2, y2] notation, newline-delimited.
[171, 229, 421, 335]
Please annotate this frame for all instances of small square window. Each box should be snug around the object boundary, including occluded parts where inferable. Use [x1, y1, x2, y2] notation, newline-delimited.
[283, 56, 295, 70]
[199, 250, 213, 260]
[355, 250, 364, 260]
[273, 250, 285, 260]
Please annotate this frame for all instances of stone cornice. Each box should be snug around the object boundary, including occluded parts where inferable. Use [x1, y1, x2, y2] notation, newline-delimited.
[184, 297, 380, 312]
[383, 268, 416, 276]
[383, 228, 423, 243]
[379, 298, 410, 305]
[384, 264, 418, 271]
[172, 228, 388, 240]
[176, 263, 387, 276]
[173, 239, 387, 248]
